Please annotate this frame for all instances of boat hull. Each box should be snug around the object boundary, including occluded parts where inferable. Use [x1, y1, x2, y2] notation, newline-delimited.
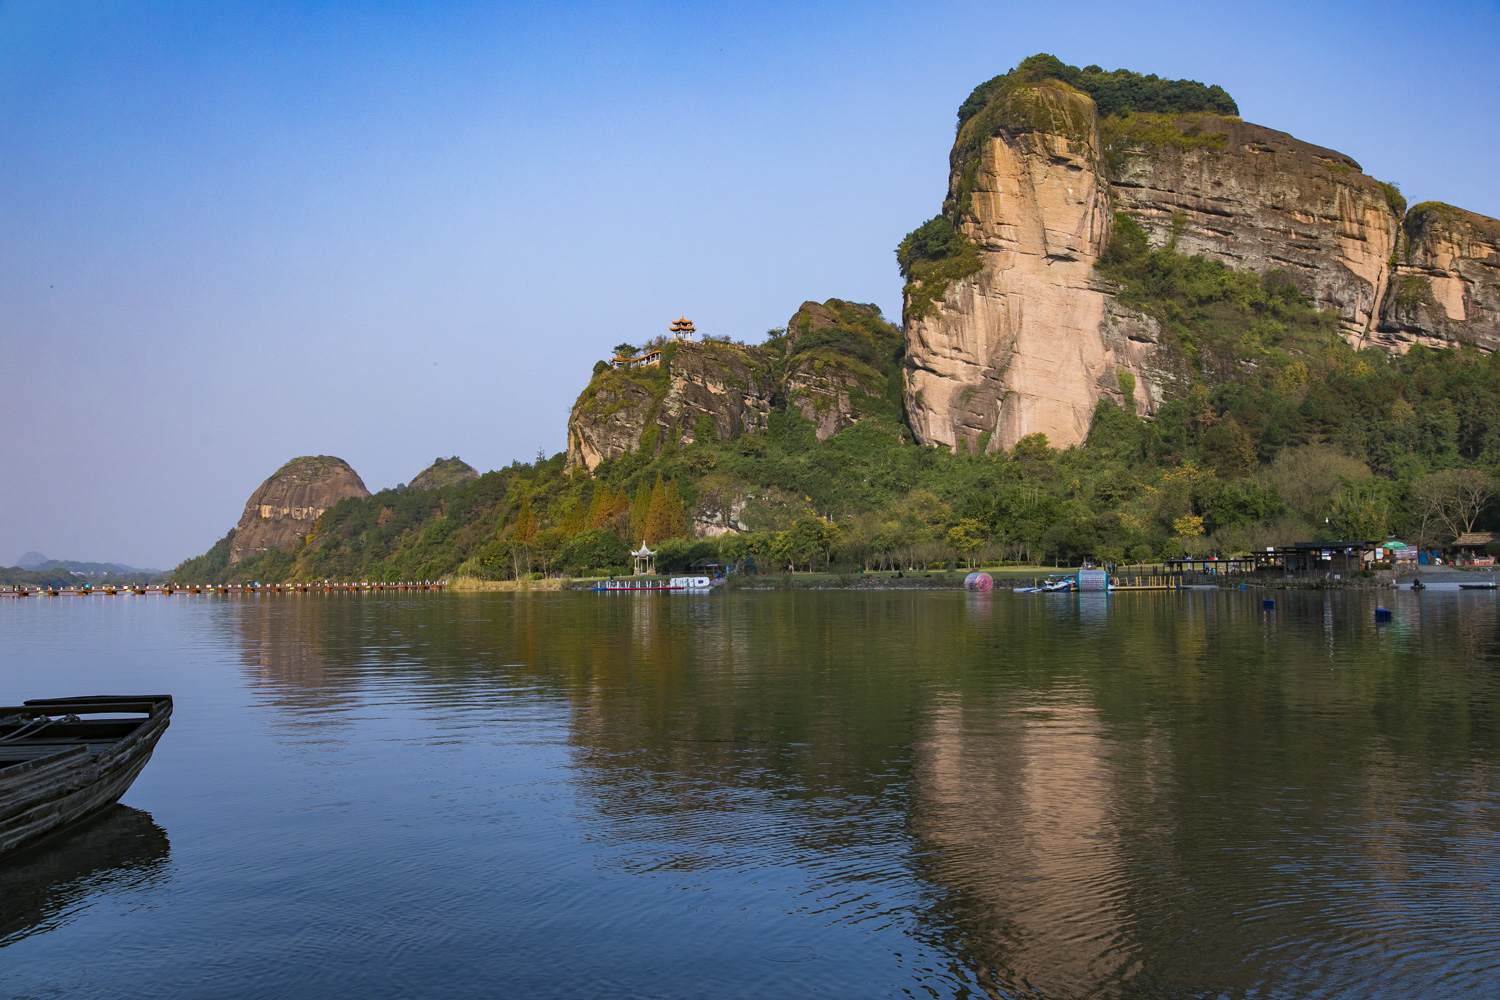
[0, 696, 171, 857]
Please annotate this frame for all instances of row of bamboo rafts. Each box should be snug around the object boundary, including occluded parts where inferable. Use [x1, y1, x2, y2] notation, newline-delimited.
[1, 582, 445, 597]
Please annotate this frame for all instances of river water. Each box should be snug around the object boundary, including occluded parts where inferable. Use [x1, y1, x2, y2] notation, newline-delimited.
[1, 589, 1497, 998]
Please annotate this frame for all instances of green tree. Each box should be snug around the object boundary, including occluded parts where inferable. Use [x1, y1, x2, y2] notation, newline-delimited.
[664, 479, 689, 539]
[946, 518, 989, 568]
[557, 528, 629, 576]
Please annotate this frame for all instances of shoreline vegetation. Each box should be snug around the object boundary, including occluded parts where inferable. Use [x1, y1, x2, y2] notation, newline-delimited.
[442, 564, 1458, 592]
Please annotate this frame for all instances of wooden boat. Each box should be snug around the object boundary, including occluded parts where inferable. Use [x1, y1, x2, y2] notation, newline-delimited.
[0, 696, 172, 856]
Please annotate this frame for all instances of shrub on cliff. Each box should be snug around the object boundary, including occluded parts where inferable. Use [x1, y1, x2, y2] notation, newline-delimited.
[896, 216, 983, 321]
[957, 54, 1237, 129]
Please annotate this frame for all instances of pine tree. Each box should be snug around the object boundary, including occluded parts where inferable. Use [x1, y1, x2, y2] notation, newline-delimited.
[512, 496, 538, 547]
[561, 491, 588, 536]
[643, 476, 671, 545]
[585, 485, 610, 528]
[664, 479, 689, 539]
[630, 480, 653, 543]
[610, 488, 632, 518]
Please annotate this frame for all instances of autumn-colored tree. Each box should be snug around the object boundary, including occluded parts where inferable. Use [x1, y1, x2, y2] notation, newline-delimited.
[512, 495, 538, 547]
[643, 476, 672, 545]
[509, 494, 539, 578]
[1173, 514, 1204, 538]
[630, 481, 653, 543]
[560, 493, 588, 536]
[585, 485, 611, 529]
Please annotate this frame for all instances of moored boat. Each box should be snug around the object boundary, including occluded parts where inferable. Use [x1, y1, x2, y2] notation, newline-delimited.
[0, 695, 172, 856]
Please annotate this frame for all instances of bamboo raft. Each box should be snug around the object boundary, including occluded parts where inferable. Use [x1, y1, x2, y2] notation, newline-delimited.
[1, 581, 445, 598]
[0, 696, 172, 856]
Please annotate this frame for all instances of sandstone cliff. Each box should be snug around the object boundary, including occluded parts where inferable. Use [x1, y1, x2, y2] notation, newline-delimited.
[901, 56, 1500, 453]
[409, 457, 479, 491]
[229, 455, 370, 564]
[565, 301, 901, 472]
[1377, 203, 1500, 351]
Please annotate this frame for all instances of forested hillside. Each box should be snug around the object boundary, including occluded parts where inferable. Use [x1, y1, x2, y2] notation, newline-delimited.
[176, 234, 1500, 583]
[171, 54, 1500, 584]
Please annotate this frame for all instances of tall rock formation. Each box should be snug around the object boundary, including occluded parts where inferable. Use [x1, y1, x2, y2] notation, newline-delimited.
[903, 80, 1126, 454]
[229, 456, 369, 564]
[901, 56, 1500, 453]
[409, 457, 479, 491]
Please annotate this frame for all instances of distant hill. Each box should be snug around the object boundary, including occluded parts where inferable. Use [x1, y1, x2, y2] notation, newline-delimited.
[1, 565, 91, 587]
[11, 553, 162, 578]
[410, 457, 480, 491]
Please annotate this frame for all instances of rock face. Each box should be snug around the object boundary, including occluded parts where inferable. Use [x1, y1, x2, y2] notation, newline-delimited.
[783, 300, 903, 441]
[905, 82, 1130, 454]
[902, 65, 1499, 453]
[229, 456, 369, 564]
[1108, 115, 1400, 341]
[566, 341, 772, 472]
[1377, 203, 1500, 352]
[565, 305, 903, 473]
[409, 457, 479, 491]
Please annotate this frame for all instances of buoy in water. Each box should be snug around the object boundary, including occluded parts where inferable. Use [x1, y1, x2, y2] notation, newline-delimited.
[1375, 607, 1393, 622]
[1263, 599, 1275, 610]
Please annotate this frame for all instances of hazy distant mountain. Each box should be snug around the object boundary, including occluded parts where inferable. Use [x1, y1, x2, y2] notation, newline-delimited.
[8, 552, 162, 577]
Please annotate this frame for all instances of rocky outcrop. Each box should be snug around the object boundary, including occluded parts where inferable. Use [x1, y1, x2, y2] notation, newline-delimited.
[902, 61, 1497, 453]
[229, 456, 369, 564]
[1108, 115, 1400, 340]
[566, 302, 904, 471]
[783, 300, 903, 441]
[409, 457, 479, 491]
[566, 341, 772, 472]
[904, 81, 1153, 453]
[1376, 203, 1500, 351]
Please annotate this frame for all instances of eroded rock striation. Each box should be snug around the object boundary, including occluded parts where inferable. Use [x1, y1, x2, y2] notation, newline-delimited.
[409, 457, 479, 491]
[229, 456, 369, 564]
[901, 57, 1500, 453]
[1377, 203, 1500, 351]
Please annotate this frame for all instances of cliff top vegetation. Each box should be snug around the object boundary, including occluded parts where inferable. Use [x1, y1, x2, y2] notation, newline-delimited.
[957, 54, 1238, 129]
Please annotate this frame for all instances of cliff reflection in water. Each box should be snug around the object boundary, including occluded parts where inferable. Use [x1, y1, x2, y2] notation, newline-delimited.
[0, 806, 171, 946]
[225, 589, 1500, 995]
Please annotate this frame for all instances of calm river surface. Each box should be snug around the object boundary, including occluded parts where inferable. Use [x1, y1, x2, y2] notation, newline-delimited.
[2, 589, 1498, 998]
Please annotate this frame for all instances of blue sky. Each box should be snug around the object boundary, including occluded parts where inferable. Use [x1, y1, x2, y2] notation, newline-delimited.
[2, 0, 1497, 568]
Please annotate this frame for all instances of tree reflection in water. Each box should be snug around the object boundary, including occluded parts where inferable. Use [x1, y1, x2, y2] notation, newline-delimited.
[222, 589, 1500, 996]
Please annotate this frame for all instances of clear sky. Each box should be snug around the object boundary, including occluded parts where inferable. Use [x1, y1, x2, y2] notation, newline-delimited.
[3, 0, 1497, 569]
